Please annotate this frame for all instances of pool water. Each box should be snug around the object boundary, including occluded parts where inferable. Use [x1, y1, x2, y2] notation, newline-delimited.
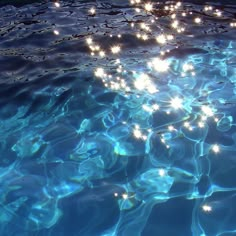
[0, 0, 236, 235]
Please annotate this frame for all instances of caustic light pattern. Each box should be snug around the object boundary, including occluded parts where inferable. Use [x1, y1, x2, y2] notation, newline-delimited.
[0, 0, 236, 235]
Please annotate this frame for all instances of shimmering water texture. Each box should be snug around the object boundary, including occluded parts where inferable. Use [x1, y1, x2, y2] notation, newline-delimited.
[1, 0, 236, 235]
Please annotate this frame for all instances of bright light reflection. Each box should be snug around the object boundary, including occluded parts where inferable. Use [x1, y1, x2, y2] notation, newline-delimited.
[144, 3, 153, 12]
[212, 144, 220, 153]
[133, 128, 142, 139]
[134, 73, 157, 94]
[53, 30, 59, 35]
[201, 105, 214, 117]
[94, 68, 105, 78]
[170, 97, 183, 109]
[54, 2, 60, 7]
[195, 17, 202, 24]
[202, 204, 212, 212]
[158, 169, 166, 177]
[111, 45, 121, 54]
[89, 7, 96, 15]
[149, 58, 169, 72]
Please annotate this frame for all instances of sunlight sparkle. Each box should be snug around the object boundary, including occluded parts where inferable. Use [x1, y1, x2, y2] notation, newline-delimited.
[170, 97, 183, 109]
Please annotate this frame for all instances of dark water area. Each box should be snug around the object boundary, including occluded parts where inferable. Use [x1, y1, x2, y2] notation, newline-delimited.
[0, 0, 236, 235]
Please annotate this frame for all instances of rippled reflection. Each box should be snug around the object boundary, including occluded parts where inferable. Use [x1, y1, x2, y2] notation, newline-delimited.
[0, 0, 236, 235]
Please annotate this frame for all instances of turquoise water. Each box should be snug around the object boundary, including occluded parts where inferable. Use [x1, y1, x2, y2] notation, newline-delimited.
[0, 0, 236, 235]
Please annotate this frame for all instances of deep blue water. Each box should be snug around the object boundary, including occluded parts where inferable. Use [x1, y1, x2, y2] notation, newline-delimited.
[0, 0, 236, 235]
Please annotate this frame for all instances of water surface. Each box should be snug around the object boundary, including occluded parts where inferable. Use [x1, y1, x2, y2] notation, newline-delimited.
[0, 1, 236, 235]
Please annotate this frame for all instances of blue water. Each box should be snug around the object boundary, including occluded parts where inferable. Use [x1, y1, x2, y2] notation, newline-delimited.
[0, 0, 236, 235]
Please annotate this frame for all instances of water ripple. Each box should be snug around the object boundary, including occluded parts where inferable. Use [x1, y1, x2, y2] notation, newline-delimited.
[0, 0, 236, 235]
